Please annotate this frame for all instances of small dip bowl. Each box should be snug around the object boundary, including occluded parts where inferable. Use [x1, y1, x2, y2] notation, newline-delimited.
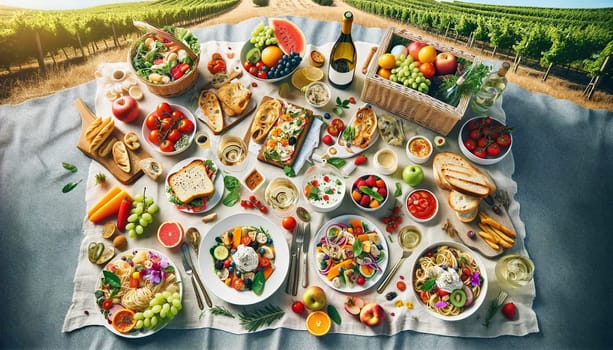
[242, 167, 266, 193]
[304, 81, 331, 108]
[406, 135, 433, 164]
[373, 148, 398, 175]
[302, 164, 345, 213]
[405, 189, 439, 223]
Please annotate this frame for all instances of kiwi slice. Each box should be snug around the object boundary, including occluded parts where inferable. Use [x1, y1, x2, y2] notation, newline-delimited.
[450, 289, 467, 308]
[246, 47, 261, 64]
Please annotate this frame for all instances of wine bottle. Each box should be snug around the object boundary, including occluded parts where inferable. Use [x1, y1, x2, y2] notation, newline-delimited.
[471, 62, 510, 113]
[328, 11, 357, 90]
[441, 60, 478, 107]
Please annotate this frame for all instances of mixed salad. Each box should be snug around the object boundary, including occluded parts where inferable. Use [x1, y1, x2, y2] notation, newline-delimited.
[131, 26, 200, 84]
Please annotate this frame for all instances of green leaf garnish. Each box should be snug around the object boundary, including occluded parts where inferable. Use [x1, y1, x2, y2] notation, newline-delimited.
[62, 162, 78, 172]
[103, 270, 122, 289]
[353, 238, 363, 256]
[420, 278, 436, 292]
[224, 175, 240, 192]
[223, 191, 240, 207]
[251, 270, 266, 296]
[283, 166, 296, 177]
[394, 182, 402, 197]
[62, 179, 82, 193]
[326, 157, 346, 169]
[239, 304, 284, 332]
[359, 186, 384, 202]
[206, 305, 235, 318]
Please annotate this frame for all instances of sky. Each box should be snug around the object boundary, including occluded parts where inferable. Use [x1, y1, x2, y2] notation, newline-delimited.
[0, 0, 611, 10]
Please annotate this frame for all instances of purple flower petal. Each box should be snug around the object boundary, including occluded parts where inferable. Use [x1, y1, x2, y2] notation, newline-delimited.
[470, 272, 481, 286]
[435, 301, 448, 309]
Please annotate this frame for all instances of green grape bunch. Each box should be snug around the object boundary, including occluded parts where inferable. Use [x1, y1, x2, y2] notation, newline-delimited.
[125, 189, 159, 238]
[133, 291, 182, 330]
[389, 54, 431, 94]
[249, 22, 277, 50]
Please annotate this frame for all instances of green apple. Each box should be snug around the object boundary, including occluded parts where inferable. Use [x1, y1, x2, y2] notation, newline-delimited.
[402, 164, 424, 186]
[302, 285, 327, 311]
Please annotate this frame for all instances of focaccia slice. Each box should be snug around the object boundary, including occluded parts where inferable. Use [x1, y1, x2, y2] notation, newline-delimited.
[217, 81, 252, 117]
[198, 89, 224, 133]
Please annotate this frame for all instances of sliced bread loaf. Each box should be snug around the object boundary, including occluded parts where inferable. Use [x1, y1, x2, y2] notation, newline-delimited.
[168, 159, 215, 203]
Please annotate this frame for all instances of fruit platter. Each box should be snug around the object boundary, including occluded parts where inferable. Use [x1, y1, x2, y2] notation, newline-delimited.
[241, 19, 306, 82]
[313, 215, 389, 293]
[94, 248, 183, 337]
[198, 213, 290, 305]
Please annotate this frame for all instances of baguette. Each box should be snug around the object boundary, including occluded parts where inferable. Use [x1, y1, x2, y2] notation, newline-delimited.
[433, 152, 496, 197]
[167, 159, 216, 203]
[89, 117, 115, 154]
[199, 89, 224, 133]
[112, 141, 131, 173]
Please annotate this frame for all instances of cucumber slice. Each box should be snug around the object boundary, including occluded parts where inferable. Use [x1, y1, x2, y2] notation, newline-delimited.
[213, 245, 230, 261]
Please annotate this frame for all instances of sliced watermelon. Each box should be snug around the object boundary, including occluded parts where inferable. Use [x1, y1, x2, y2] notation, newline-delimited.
[157, 221, 185, 249]
[269, 18, 305, 56]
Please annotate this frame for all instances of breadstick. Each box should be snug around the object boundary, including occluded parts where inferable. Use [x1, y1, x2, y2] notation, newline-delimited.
[362, 46, 378, 74]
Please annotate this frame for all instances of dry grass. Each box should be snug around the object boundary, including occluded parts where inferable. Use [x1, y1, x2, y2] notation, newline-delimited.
[1, 0, 611, 111]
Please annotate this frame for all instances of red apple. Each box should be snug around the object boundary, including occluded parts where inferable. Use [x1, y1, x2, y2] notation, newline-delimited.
[408, 41, 427, 61]
[343, 296, 365, 316]
[435, 52, 458, 75]
[359, 302, 385, 327]
[112, 96, 140, 123]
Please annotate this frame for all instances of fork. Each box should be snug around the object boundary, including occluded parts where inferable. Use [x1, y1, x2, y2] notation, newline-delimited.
[483, 290, 509, 327]
[291, 223, 304, 296]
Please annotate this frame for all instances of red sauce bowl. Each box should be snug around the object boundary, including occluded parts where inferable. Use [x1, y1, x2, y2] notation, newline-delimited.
[405, 189, 439, 223]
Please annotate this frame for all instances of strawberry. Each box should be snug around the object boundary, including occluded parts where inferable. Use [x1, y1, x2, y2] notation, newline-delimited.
[365, 175, 377, 187]
[354, 155, 367, 165]
[359, 194, 371, 207]
[501, 302, 517, 320]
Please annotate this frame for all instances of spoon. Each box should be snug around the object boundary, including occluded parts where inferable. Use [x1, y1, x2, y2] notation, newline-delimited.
[296, 206, 311, 222]
[186, 227, 201, 256]
[376, 249, 412, 294]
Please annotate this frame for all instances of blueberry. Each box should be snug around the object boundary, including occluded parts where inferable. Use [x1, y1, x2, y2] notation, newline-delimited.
[385, 291, 398, 301]
[259, 247, 265, 255]
[288, 136, 297, 145]
[214, 261, 224, 270]
[244, 278, 252, 289]
[235, 271, 241, 278]
[323, 112, 331, 120]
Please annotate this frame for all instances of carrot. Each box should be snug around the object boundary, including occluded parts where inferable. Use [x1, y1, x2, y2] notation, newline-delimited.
[89, 190, 130, 223]
[263, 265, 274, 279]
[232, 227, 242, 249]
[87, 186, 121, 218]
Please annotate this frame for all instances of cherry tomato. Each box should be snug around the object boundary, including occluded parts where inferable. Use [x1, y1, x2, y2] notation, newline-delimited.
[145, 114, 159, 130]
[396, 280, 407, 291]
[259, 256, 271, 268]
[101, 299, 113, 310]
[231, 277, 244, 291]
[291, 300, 305, 314]
[167, 128, 182, 143]
[148, 129, 161, 145]
[257, 71, 268, 79]
[282, 216, 297, 231]
[477, 137, 489, 148]
[356, 276, 366, 286]
[473, 147, 487, 158]
[255, 61, 266, 70]
[418, 62, 436, 79]
[171, 109, 185, 121]
[467, 118, 483, 130]
[327, 118, 345, 136]
[156, 102, 172, 118]
[129, 277, 139, 288]
[464, 139, 477, 151]
[496, 134, 512, 147]
[469, 128, 482, 140]
[244, 61, 255, 71]
[177, 118, 194, 134]
[160, 139, 175, 153]
[436, 288, 449, 297]
[211, 52, 223, 61]
[159, 117, 173, 131]
[419, 291, 430, 303]
[486, 142, 501, 156]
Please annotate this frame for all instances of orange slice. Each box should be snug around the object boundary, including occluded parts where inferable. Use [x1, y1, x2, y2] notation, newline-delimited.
[306, 311, 331, 336]
[111, 308, 136, 333]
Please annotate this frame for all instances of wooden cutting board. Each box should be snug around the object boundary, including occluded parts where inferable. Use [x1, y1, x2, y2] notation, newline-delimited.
[73, 98, 149, 185]
[256, 96, 314, 169]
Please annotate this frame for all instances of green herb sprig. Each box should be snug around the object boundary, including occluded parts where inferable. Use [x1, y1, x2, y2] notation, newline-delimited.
[223, 175, 241, 207]
[239, 304, 285, 332]
[204, 305, 235, 319]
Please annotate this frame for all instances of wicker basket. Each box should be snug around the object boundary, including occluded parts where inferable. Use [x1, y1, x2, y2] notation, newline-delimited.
[361, 28, 475, 136]
[128, 25, 200, 98]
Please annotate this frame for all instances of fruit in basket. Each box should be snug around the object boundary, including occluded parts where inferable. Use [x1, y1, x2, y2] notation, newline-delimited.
[359, 302, 385, 327]
[390, 54, 430, 94]
[435, 52, 458, 75]
[269, 18, 306, 56]
[378, 53, 396, 70]
[418, 62, 436, 79]
[112, 96, 140, 123]
[408, 41, 427, 61]
[402, 164, 424, 187]
[418, 45, 437, 63]
[302, 285, 327, 311]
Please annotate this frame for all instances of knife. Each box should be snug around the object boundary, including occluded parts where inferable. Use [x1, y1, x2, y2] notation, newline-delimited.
[285, 222, 301, 294]
[301, 222, 310, 288]
[181, 243, 212, 308]
[291, 223, 305, 296]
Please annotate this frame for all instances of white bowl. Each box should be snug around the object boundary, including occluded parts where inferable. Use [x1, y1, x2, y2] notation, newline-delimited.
[302, 164, 345, 213]
[405, 189, 439, 223]
[141, 103, 196, 155]
[350, 173, 390, 212]
[373, 148, 399, 175]
[406, 135, 433, 164]
[458, 116, 513, 165]
[411, 241, 488, 321]
[304, 81, 331, 108]
[240, 41, 302, 82]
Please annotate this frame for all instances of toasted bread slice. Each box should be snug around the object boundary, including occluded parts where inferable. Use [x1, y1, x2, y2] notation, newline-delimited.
[448, 189, 481, 213]
[433, 152, 496, 197]
[251, 98, 282, 144]
[199, 90, 224, 133]
[167, 159, 216, 203]
[455, 207, 479, 223]
[217, 81, 252, 117]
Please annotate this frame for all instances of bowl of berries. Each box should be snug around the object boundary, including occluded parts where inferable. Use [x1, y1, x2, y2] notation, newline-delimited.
[349, 174, 390, 212]
[241, 20, 305, 82]
[458, 116, 512, 165]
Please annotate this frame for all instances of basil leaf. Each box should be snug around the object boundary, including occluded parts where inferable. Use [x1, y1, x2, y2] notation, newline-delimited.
[326, 157, 346, 169]
[224, 175, 240, 192]
[420, 278, 437, 292]
[359, 186, 384, 202]
[62, 162, 78, 172]
[283, 166, 296, 177]
[352, 238, 363, 257]
[103, 270, 122, 289]
[251, 270, 265, 296]
[327, 304, 342, 325]
[394, 182, 402, 197]
[223, 191, 240, 207]
[62, 179, 82, 193]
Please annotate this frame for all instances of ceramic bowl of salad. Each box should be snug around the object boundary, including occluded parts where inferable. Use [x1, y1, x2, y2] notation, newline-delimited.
[302, 164, 346, 213]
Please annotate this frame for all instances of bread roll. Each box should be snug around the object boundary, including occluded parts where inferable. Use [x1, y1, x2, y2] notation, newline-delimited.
[112, 141, 130, 173]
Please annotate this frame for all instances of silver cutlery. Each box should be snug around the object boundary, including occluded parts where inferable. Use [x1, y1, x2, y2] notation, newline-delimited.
[286, 222, 304, 296]
[292, 222, 305, 295]
[181, 242, 212, 308]
[376, 249, 413, 294]
[301, 222, 311, 288]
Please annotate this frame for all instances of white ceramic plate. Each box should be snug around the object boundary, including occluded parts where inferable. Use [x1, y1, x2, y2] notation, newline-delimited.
[165, 157, 224, 214]
[141, 103, 196, 155]
[328, 105, 380, 158]
[197, 213, 290, 305]
[312, 214, 389, 293]
[95, 248, 183, 338]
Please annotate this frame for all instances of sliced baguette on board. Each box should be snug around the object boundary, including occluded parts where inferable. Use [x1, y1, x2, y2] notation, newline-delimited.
[433, 152, 496, 198]
[448, 189, 480, 222]
[167, 159, 215, 203]
[198, 90, 224, 133]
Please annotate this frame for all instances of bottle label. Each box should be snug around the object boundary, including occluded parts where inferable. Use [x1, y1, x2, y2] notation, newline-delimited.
[329, 67, 354, 86]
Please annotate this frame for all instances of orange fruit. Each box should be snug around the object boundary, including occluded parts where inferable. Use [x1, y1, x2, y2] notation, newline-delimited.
[157, 221, 185, 249]
[418, 46, 437, 63]
[306, 311, 331, 336]
[377, 53, 396, 70]
[111, 308, 136, 333]
[377, 67, 391, 80]
[261, 46, 284, 67]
